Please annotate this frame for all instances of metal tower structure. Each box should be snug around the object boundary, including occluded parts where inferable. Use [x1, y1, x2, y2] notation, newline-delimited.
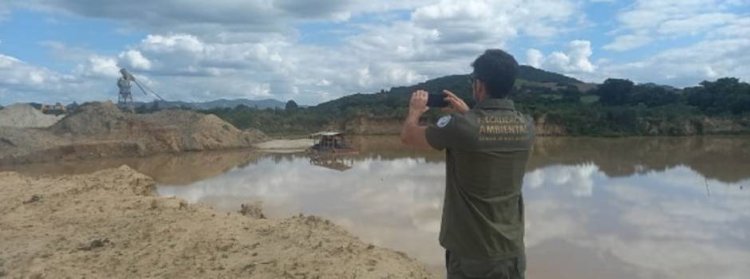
[117, 69, 135, 111]
[116, 68, 165, 112]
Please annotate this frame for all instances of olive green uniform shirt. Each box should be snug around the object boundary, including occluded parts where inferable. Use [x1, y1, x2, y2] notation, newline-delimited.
[425, 98, 534, 260]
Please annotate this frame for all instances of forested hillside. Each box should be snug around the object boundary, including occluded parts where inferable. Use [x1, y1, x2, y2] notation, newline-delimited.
[197, 66, 750, 136]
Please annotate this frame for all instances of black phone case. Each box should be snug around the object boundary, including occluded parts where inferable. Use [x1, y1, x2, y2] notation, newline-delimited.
[427, 93, 448, 107]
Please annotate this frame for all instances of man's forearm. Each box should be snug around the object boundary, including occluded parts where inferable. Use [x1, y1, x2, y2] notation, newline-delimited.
[404, 112, 422, 128]
[401, 90, 431, 149]
[401, 112, 419, 140]
[401, 111, 429, 148]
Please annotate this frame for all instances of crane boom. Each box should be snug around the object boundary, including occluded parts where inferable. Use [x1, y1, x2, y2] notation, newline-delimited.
[133, 79, 165, 101]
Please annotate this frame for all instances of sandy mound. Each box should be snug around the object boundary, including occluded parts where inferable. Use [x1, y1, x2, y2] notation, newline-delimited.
[50, 102, 129, 136]
[1, 102, 267, 165]
[0, 104, 63, 128]
[50, 102, 265, 151]
[0, 167, 431, 278]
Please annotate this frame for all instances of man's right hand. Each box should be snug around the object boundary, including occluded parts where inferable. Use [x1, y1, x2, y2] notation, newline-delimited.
[409, 90, 429, 116]
[442, 90, 469, 114]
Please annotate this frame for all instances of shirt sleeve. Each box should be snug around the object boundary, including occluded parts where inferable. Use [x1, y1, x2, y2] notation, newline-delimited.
[425, 113, 472, 151]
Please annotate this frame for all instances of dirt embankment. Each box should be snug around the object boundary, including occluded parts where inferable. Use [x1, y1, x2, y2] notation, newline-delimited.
[0, 166, 432, 278]
[0, 102, 267, 165]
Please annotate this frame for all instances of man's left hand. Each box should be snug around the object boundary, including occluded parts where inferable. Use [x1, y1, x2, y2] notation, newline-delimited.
[442, 90, 469, 114]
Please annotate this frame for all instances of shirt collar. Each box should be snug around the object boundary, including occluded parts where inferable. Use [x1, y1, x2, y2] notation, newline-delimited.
[475, 98, 516, 110]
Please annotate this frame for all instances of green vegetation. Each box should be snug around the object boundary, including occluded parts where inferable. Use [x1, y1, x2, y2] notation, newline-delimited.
[200, 66, 750, 136]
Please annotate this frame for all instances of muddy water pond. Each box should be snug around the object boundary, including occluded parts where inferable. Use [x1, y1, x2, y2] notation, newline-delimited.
[5, 136, 750, 278]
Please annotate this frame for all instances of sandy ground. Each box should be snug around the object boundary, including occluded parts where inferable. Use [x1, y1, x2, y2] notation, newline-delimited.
[0, 166, 432, 278]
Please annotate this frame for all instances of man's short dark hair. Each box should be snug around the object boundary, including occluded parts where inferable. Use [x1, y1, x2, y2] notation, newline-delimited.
[471, 49, 519, 98]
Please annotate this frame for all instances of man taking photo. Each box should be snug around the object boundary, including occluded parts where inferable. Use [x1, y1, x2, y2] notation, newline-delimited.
[401, 49, 534, 279]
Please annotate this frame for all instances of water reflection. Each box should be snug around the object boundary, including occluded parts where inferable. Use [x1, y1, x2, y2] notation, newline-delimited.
[523, 165, 750, 279]
[0, 149, 261, 185]
[159, 154, 447, 271]
[157, 137, 750, 279]
[529, 137, 750, 183]
[4, 136, 750, 278]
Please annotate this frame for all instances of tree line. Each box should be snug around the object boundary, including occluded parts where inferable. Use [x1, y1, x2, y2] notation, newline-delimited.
[193, 75, 750, 136]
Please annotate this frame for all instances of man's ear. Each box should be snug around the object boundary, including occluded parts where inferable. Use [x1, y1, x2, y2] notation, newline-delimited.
[475, 81, 487, 101]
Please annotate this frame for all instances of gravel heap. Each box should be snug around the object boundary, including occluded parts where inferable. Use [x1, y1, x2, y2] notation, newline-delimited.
[1, 102, 267, 165]
[0, 104, 63, 128]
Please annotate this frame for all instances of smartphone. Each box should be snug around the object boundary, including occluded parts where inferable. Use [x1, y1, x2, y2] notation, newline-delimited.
[427, 93, 449, 108]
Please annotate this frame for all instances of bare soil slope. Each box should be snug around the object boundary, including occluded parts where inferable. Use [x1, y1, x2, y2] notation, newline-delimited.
[0, 166, 432, 278]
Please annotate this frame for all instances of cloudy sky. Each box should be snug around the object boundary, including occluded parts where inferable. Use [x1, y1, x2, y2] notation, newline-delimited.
[1, 0, 748, 105]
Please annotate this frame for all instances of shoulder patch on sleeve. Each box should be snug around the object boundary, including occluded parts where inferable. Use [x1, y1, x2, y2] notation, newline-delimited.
[436, 115, 452, 128]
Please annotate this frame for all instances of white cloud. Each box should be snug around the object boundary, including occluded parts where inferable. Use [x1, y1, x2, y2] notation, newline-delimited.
[604, 33, 652, 52]
[713, 16, 750, 38]
[8, 0, 747, 105]
[526, 49, 544, 68]
[606, 0, 745, 51]
[588, 2, 750, 86]
[21, 0, 581, 105]
[75, 55, 120, 78]
[14, 0, 435, 41]
[118, 50, 152, 70]
[141, 34, 205, 54]
[1, 0, 589, 105]
[4, 0, 750, 106]
[0, 53, 96, 104]
[525, 40, 596, 76]
[600, 37, 750, 86]
[0, 54, 66, 86]
[657, 12, 737, 35]
[412, 0, 577, 41]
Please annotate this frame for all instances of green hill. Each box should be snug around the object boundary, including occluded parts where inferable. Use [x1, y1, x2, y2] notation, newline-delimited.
[202, 67, 750, 136]
[315, 65, 587, 113]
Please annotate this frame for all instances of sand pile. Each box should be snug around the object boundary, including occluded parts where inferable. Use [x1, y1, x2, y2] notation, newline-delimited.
[135, 109, 266, 151]
[50, 102, 265, 151]
[0, 166, 432, 278]
[50, 102, 129, 136]
[1, 102, 267, 165]
[0, 104, 63, 128]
